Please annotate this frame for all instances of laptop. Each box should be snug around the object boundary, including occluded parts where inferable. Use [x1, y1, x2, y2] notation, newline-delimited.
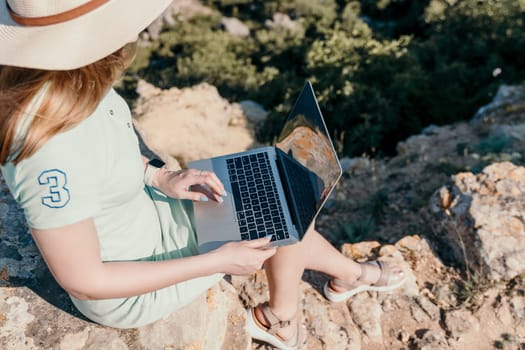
[188, 82, 342, 253]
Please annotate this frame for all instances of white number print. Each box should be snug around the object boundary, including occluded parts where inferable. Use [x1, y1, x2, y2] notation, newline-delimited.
[38, 169, 70, 208]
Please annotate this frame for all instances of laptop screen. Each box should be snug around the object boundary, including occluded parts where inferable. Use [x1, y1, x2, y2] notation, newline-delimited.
[274, 82, 342, 235]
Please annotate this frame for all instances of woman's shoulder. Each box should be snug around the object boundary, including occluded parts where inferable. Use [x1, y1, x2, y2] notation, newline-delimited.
[89, 88, 132, 123]
[2, 88, 132, 175]
[29, 90, 127, 164]
[62, 87, 129, 130]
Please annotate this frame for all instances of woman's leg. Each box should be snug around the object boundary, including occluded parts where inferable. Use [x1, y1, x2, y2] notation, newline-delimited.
[257, 227, 403, 328]
[252, 226, 369, 341]
[263, 227, 363, 317]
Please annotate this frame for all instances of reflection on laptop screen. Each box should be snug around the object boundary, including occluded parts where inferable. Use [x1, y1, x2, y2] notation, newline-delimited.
[275, 82, 341, 235]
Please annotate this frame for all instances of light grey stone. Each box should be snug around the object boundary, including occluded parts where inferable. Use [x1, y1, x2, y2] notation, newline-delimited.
[416, 296, 440, 321]
[264, 13, 301, 32]
[414, 329, 449, 350]
[445, 309, 479, 341]
[138, 293, 208, 349]
[339, 157, 371, 173]
[0, 202, 9, 220]
[421, 124, 440, 135]
[471, 85, 525, 130]
[59, 328, 91, 350]
[0, 291, 37, 350]
[221, 17, 250, 37]
[409, 298, 428, 323]
[349, 294, 383, 343]
[239, 100, 267, 124]
[66, 327, 128, 350]
[430, 162, 525, 280]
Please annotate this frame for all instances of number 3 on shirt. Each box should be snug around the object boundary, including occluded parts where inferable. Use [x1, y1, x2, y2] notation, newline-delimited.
[38, 169, 70, 208]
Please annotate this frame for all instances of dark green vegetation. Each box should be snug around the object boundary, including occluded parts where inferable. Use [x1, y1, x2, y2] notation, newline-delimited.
[126, 0, 525, 158]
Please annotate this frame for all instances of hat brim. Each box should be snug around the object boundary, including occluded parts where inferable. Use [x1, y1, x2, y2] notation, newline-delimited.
[0, 0, 173, 70]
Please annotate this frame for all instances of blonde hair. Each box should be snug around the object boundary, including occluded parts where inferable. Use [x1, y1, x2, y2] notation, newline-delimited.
[0, 43, 136, 165]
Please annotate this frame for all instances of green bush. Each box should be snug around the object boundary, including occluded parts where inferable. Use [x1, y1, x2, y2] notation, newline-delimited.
[126, 0, 525, 158]
[333, 218, 377, 247]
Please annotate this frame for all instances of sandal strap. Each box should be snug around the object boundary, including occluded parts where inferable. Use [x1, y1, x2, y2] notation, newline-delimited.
[330, 260, 393, 290]
[259, 303, 293, 336]
[357, 261, 367, 283]
[330, 276, 357, 290]
[254, 303, 306, 347]
[375, 260, 390, 287]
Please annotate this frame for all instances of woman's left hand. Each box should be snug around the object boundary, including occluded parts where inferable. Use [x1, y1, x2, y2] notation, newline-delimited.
[153, 168, 226, 202]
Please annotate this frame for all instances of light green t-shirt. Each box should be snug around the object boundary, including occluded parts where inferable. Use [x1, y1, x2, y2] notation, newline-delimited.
[1, 88, 160, 261]
[1, 88, 223, 328]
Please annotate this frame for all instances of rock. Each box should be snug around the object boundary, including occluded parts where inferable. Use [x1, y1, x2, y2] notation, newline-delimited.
[133, 82, 256, 167]
[398, 329, 410, 342]
[302, 287, 361, 350]
[135, 80, 162, 101]
[413, 329, 449, 350]
[145, 0, 213, 39]
[395, 235, 423, 252]
[446, 288, 525, 349]
[339, 157, 353, 172]
[63, 328, 128, 350]
[239, 100, 267, 124]
[430, 162, 525, 280]
[341, 241, 381, 261]
[205, 281, 251, 350]
[433, 283, 457, 308]
[264, 13, 302, 32]
[410, 299, 429, 323]
[171, 0, 213, 19]
[396, 123, 477, 161]
[471, 85, 525, 132]
[138, 281, 249, 350]
[416, 296, 440, 321]
[0, 290, 37, 350]
[0, 281, 247, 350]
[349, 294, 384, 344]
[491, 123, 525, 141]
[0, 176, 41, 284]
[339, 157, 371, 173]
[4, 80, 525, 349]
[445, 308, 479, 342]
[378, 244, 403, 259]
[509, 294, 525, 328]
[421, 124, 441, 135]
[221, 17, 250, 37]
[145, 7, 171, 40]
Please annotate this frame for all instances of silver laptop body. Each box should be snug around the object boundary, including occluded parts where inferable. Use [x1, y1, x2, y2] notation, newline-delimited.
[188, 82, 342, 253]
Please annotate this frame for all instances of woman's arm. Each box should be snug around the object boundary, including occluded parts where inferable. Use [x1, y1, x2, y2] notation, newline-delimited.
[31, 218, 275, 300]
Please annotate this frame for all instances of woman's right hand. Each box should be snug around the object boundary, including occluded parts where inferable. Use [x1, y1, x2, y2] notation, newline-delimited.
[153, 168, 226, 202]
[211, 237, 277, 275]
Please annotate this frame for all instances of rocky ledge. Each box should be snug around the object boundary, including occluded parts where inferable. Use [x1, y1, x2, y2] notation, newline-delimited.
[1, 83, 525, 349]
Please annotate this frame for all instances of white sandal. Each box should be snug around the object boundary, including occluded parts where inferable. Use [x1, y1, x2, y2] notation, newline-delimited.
[245, 302, 306, 350]
[323, 260, 406, 303]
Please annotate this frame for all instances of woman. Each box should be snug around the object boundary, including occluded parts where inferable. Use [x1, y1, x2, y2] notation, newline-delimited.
[0, 1, 406, 349]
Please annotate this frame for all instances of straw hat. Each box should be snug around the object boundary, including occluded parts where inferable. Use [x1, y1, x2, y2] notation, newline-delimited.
[0, 0, 173, 70]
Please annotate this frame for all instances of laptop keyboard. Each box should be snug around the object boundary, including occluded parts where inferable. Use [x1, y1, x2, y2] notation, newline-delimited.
[226, 152, 289, 242]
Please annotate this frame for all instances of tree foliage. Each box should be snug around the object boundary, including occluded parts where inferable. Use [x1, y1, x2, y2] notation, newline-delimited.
[128, 0, 525, 157]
